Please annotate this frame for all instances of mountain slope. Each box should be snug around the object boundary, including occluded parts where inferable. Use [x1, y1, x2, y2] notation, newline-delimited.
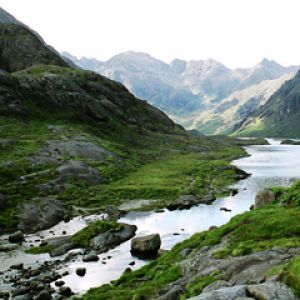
[63, 52, 299, 131]
[234, 70, 300, 137]
[179, 72, 296, 134]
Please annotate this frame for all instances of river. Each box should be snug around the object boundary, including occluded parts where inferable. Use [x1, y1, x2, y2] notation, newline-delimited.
[1, 139, 300, 294]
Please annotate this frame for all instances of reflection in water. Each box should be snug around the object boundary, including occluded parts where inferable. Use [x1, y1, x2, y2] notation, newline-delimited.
[2, 139, 300, 294]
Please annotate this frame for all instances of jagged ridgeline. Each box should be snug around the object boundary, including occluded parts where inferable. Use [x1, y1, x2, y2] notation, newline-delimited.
[0, 17, 182, 134]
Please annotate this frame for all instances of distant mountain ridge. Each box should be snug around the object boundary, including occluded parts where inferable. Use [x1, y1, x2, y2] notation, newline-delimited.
[63, 51, 299, 134]
[234, 70, 300, 137]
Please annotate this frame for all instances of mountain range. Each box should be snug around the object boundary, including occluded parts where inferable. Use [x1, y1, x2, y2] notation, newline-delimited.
[63, 51, 300, 135]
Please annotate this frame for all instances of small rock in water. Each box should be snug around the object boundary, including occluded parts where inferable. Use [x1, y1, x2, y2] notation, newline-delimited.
[82, 254, 99, 262]
[76, 268, 86, 277]
[55, 280, 65, 287]
[220, 207, 232, 212]
[129, 261, 135, 266]
[173, 232, 180, 236]
[62, 231, 66, 235]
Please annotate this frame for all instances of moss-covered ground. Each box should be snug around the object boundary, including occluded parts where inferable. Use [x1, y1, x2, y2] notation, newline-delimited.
[0, 113, 253, 232]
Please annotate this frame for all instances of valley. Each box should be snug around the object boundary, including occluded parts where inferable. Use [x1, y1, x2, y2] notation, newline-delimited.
[0, 4, 300, 300]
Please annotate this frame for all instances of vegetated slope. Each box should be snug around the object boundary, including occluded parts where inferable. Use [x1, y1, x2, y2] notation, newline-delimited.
[0, 7, 252, 234]
[180, 72, 296, 134]
[83, 181, 300, 300]
[234, 70, 300, 137]
[63, 51, 299, 134]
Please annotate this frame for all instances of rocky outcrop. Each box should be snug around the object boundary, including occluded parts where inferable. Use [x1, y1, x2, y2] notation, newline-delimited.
[0, 24, 69, 72]
[18, 198, 70, 233]
[131, 233, 161, 255]
[188, 281, 298, 300]
[56, 160, 104, 185]
[31, 140, 117, 165]
[255, 190, 275, 208]
[91, 223, 137, 252]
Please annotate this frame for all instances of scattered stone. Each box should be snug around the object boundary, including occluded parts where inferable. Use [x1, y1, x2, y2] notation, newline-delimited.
[34, 290, 51, 300]
[59, 286, 72, 296]
[131, 234, 161, 255]
[250, 204, 255, 210]
[129, 261, 135, 266]
[173, 233, 180, 236]
[76, 268, 86, 277]
[8, 231, 24, 243]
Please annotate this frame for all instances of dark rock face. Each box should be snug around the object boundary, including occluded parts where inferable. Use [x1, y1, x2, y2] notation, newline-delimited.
[0, 24, 68, 72]
[18, 198, 70, 233]
[8, 230, 24, 243]
[131, 233, 161, 255]
[91, 224, 137, 252]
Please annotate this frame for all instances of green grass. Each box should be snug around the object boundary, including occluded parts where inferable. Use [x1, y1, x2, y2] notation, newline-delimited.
[25, 244, 55, 254]
[282, 257, 300, 297]
[71, 221, 123, 248]
[181, 275, 217, 299]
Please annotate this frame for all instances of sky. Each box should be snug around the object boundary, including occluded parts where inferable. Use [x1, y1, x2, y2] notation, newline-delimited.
[1, 0, 300, 68]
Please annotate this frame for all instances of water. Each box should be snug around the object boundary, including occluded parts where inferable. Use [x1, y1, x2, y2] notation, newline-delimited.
[2, 139, 300, 294]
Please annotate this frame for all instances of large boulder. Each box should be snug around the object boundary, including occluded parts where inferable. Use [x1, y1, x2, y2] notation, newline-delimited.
[18, 198, 70, 233]
[91, 223, 137, 252]
[8, 230, 24, 243]
[255, 190, 275, 209]
[131, 233, 161, 255]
